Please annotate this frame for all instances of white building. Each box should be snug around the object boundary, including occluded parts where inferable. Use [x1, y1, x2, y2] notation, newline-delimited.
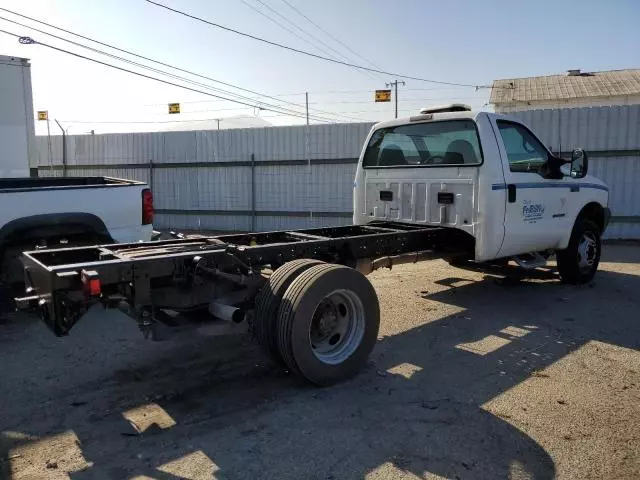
[490, 69, 640, 113]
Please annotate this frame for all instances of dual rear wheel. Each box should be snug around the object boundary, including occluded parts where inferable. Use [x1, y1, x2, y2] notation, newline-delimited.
[254, 260, 379, 386]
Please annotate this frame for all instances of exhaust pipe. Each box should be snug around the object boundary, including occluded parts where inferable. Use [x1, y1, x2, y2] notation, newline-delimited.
[208, 302, 246, 323]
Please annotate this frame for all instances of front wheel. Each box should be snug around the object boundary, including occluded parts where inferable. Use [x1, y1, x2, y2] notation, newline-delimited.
[556, 219, 601, 284]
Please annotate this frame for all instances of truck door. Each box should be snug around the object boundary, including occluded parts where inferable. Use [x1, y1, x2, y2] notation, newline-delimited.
[492, 120, 570, 257]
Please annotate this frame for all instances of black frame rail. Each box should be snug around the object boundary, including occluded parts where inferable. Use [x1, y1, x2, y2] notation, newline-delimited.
[18, 222, 471, 335]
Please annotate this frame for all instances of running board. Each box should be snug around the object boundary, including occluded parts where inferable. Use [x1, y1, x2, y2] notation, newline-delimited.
[513, 253, 547, 270]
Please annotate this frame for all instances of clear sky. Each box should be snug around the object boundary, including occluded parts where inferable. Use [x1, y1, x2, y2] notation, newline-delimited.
[0, 0, 638, 135]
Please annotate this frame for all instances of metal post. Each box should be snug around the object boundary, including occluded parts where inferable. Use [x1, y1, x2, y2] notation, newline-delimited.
[304, 95, 312, 219]
[386, 80, 406, 118]
[148, 158, 154, 192]
[250, 153, 256, 232]
[46, 118, 53, 173]
[215, 119, 220, 161]
[558, 111, 562, 157]
[54, 119, 67, 177]
[394, 82, 398, 118]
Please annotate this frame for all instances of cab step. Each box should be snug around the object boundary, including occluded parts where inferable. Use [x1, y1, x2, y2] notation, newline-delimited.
[513, 253, 547, 270]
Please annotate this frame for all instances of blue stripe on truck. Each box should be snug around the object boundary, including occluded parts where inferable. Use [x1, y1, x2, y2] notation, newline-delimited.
[491, 183, 608, 192]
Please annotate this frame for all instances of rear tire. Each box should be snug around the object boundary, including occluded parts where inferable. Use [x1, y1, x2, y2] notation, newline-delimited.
[253, 259, 323, 365]
[276, 264, 380, 386]
[556, 219, 601, 284]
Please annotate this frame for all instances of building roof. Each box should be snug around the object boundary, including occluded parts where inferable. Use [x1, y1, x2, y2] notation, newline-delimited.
[490, 69, 640, 105]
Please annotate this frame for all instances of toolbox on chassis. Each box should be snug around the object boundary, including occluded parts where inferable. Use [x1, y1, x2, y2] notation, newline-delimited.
[15, 105, 610, 386]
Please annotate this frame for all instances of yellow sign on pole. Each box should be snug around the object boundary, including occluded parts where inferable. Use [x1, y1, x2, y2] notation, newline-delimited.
[374, 90, 392, 102]
[37, 110, 48, 120]
[168, 103, 180, 114]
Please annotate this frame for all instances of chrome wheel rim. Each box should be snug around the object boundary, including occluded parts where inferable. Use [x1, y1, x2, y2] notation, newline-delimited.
[309, 289, 365, 365]
[577, 231, 597, 272]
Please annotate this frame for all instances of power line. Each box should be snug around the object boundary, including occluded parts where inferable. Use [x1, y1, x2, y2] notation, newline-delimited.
[0, 7, 359, 122]
[309, 96, 487, 105]
[238, 0, 338, 62]
[58, 106, 489, 124]
[152, 106, 252, 115]
[0, 9, 312, 116]
[0, 23, 332, 124]
[279, 0, 383, 73]
[275, 86, 476, 96]
[1, 29, 338, 123]
[0, 14, 307, 116]
[1, 7, 492, 123]
[167, 101, 488, 117]
[57, 116, 258, 124]
[309, 105, 488, 115]
[247, 0, 382, 83]
[145, 85, 481, 106]
[153, 103, 366, 121]
[145, 0, 498, 88]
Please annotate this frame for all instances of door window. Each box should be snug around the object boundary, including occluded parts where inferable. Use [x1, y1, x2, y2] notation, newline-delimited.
[497, 121, 549, 173]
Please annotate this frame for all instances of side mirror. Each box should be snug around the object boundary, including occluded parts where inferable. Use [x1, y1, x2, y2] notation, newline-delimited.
[570, 148, 588, 178]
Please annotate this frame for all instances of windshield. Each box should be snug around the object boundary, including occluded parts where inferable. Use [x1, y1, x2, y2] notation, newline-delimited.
[362, 119, 483, 168]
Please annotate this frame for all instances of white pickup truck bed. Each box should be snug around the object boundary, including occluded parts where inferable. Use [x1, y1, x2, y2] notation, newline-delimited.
[0, 176, 153, 243]
[0, 176, 154, 286]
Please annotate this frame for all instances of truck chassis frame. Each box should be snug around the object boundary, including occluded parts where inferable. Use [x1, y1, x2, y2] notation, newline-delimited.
[18, 222, 472, 336]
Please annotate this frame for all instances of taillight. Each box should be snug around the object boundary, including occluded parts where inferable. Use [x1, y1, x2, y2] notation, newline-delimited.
[81, 269, 101, 298]
[142, 188, 154, 225]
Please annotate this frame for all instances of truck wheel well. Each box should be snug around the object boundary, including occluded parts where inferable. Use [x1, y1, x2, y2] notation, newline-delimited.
[0, 214, 114, 285]
[3, 224, 109, 246]
[578, 202, 606, 233]
[0, 213, 113, 246]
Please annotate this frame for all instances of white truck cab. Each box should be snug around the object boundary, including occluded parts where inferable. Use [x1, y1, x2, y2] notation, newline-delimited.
[353, 105, 611, 283]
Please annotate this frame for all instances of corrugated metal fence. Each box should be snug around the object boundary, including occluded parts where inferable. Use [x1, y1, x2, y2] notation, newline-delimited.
[35, 105, 640, 238]
[36, 122, 374, 232]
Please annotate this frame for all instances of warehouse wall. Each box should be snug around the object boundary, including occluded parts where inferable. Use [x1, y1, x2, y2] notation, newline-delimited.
[36, 106, 640, 238]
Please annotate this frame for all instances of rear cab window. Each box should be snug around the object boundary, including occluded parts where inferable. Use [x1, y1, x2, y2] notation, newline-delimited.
[362, 119, 483, 168]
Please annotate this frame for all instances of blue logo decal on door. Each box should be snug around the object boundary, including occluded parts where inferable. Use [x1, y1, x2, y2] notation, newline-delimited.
[522, 201, 544, 222]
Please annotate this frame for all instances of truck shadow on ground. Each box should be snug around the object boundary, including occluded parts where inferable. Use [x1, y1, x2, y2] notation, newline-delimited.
[1, 261, 639, 479]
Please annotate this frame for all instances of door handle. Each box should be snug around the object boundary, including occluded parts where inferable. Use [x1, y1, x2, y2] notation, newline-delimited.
[507, 184, 516, 203]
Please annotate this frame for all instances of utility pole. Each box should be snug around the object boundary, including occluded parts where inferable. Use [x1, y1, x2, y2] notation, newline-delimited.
[386, 80, 406, 118]
[305, 92, 309, 125]
[215, 119, 220, 161]
[46, 117, 53, 172]
[54, 119, 67, 177]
